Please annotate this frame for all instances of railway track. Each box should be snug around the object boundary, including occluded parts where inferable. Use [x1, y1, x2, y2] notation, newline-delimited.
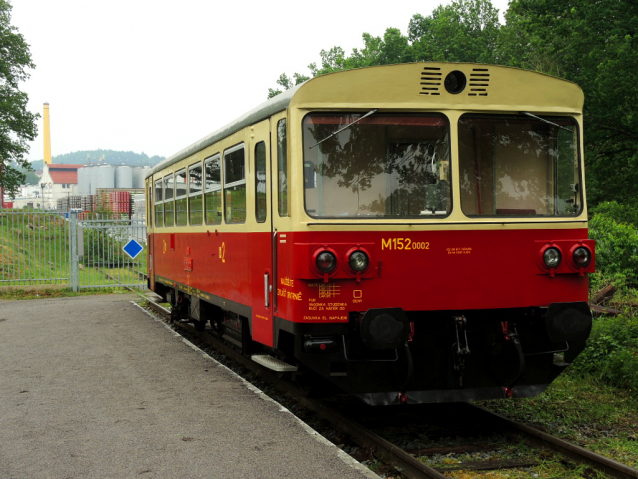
[142, 298, 638, 479]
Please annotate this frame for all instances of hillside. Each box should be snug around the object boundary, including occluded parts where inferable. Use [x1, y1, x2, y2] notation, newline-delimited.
[30, 150, 165, 170]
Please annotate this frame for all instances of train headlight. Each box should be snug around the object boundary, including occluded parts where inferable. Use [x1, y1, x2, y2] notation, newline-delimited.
[543, 247, 562, 268]
[348, 251, 369, 272]
[573, 247, 591, 268]
[316, 251, 337, 273]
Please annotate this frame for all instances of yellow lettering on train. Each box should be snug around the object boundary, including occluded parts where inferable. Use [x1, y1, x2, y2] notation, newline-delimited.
[381, 238, 430, 251]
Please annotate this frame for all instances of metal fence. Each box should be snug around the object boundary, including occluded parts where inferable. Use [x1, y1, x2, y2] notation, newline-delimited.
[0, 209, 147, 291]
[0, 211, 71, 286]
[74, 216, 147, 290]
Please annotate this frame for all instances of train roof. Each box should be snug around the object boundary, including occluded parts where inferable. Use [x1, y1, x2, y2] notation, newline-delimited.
[148, 63, 583, 179]
[147, 85, 301, 178]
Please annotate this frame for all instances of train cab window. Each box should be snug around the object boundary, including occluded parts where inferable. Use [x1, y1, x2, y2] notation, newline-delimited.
[154, 179, 163, 226]
[277, 119, 288, 217]
[302, 113, 450, 218]
[163, 174, 174, 227]
[175, 169, 188, 226]
[458, 114, 582, 217]
[188, 162, 203, 225]
[204, 155, 222, 225]
[224, 144, 246, 223]
[255, 142, 267, 223]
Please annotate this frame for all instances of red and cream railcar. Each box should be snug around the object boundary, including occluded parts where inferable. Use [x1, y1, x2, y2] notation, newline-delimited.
[146, 63, 594, 405]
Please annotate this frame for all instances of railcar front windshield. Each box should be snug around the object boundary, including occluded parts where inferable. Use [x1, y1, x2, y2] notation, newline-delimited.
[458, 114, 582, 217]
[303, 113, 451, 218]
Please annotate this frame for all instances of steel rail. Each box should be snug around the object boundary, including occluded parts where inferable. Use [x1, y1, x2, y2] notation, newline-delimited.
[467, 404, 638, 479]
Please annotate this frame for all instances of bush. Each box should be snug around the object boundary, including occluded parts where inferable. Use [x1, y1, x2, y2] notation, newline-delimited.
[589, 210, 638, 288]
[570, 314, 638, 392]
[590, 201, 638, 229]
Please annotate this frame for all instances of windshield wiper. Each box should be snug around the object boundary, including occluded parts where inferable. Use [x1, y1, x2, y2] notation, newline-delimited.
[521, 111, 573, 133]
[309, 109, 378, 149]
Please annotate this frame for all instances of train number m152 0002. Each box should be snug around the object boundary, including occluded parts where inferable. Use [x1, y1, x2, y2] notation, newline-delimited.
[381, 238, 430, 251]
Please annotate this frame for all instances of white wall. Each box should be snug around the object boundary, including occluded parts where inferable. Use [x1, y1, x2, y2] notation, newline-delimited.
[38, 164, 79, 209]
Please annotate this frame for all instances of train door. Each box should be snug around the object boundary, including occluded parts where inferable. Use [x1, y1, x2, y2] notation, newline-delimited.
[249, 119, 275, 346]
[270, 112, 293, 320]
[147, 179, 155, 291]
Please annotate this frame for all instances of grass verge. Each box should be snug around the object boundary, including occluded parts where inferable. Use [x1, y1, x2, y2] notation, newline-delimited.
[0, 287, 134, 300]
[476, 372, 638, 475]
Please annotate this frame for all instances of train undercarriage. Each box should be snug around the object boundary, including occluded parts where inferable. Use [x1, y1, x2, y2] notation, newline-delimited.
[155, 282, 592, 406]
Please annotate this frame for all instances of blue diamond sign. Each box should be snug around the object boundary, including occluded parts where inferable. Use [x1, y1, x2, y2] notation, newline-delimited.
[123, 239, 144, 259]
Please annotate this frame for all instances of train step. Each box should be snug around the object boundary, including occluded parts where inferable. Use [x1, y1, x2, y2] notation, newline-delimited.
[251, 354, 298, 372]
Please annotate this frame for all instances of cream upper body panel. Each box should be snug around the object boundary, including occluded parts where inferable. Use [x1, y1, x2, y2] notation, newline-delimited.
[288, 63, 583, 114]
[287, 64, 585, 232]
[148, 63, 586, 234]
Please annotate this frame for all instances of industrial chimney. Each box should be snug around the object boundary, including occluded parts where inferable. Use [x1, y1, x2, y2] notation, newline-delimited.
[43, 103, 52, 164]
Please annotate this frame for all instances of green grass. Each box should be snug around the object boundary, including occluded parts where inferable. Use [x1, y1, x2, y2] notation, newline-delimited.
[479, 373, 638, 470]
[409, 372, 637, 478]
[1, 211, 147, 289]
[0, 287, 131, 300]
[0, 212, 71, 283]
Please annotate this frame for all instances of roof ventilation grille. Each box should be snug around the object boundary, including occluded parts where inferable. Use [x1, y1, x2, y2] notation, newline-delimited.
[419, 67, 442, 96]
[468, 68, 490, 97]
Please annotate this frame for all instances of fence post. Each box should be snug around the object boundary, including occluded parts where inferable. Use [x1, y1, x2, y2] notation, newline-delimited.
[69, 211, 78, 292]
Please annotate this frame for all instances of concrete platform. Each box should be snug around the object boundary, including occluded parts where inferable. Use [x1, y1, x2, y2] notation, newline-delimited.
[0, 294, 378, 479]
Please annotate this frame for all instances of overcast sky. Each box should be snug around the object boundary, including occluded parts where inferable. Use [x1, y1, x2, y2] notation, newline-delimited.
[12, 0, 511, 163]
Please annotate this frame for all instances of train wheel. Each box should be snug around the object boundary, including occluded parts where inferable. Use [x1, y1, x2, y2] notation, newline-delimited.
[293, 368, 334, 398]
[169, 307, 180, 324]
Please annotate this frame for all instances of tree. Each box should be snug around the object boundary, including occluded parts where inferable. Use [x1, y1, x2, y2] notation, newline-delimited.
[0, 0, 38, 199]
[408, 0, 501, 63]
[268, 0, 503, 96]
[309, 28, 415, 77]
[267, 72, 310, 99]
[504, 0, 638, 206]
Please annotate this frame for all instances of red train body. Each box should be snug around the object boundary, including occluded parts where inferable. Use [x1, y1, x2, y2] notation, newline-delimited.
[147, 64, 594, 405]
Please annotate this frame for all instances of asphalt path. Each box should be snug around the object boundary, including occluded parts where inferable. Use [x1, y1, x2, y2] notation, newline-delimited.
[0, 294, 378, 479]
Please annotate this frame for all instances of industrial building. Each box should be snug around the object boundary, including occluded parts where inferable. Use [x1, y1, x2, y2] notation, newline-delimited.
[36, 162, 149, 212]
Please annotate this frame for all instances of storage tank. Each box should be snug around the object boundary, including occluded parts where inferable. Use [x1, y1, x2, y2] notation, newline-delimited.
[89, 165, 99, 195]
[133, 166, 150, 188]
[115, 165, 133, 189]
[95, 164, 115, 191]
[77, 167, 90, 195]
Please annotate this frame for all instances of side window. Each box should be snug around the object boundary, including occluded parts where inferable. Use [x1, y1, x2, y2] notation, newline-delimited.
[277, 119, 288, 217]
[175, 169, 187, 226]
[188, 162, 203, 225]
[204, 155, 222, 225]
[154, 179, 163, 227]
[224, 144, 246, 223]
[255, 142, 267, 223]
[163, 174, 174, 227]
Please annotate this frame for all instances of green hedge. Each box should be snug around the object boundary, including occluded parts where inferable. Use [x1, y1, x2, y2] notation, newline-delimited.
[589, 202, 638, 288]
[570, 314, 638, 392]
